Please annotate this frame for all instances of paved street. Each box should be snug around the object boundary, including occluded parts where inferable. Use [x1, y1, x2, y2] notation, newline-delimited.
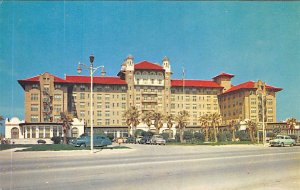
[1, 144, 300, 190]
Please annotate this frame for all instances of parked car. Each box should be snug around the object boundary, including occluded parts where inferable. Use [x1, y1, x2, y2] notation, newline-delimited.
[140, 136, 151, 144]
[37, 139, 46, 144]
[136, 136, 143, 144]
[150, 135, 166, 145]
[269, 135, 295, 147]
[74, 135, 112, 147]
[127, 137, 136, 144]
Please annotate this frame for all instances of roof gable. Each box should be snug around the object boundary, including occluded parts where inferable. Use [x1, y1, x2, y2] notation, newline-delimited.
[134, 61, 164, 70]
[212, 72, 234, 79]
[223, 81, 282, 94]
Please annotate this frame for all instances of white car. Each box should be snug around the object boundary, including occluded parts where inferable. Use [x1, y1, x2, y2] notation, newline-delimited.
[150, 135, 166, 145]
[269, 135, 295, 147]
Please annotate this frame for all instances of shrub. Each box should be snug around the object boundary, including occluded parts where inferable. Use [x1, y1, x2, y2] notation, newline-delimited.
[183, 131, 194, 142]
[217, 131, 232, 142]
[135, 129, 144, 137]
[194, 132, 205, 142]
[236, 131, 250, 141]
[160, 132, 169, 141]
[51, 137, 62, 144]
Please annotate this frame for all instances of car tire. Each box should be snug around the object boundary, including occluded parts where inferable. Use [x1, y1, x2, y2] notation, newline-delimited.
[81, 143, 86, 148]
[281, 142, 284, 147]
[290, 143, 294, 147]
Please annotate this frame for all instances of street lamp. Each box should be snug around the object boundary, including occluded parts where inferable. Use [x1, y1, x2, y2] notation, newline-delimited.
[258, 93, 266, 146]
[77, 54, 105, 153]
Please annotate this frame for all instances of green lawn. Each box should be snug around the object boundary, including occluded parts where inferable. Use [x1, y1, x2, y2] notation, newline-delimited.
[0, 144, 130, 151]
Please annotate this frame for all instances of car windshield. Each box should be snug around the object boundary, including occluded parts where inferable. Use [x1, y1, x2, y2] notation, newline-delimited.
[275, 136, 284, 139]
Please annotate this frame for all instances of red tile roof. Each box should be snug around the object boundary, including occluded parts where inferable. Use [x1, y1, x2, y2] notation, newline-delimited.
[66, 76, 127, 85]
[223, 81, 282, 94]
[212, 72, 234, 79]
[171, 79, 222, 88]
[18, 74, 67, 83]
[134, 61, 164, 70]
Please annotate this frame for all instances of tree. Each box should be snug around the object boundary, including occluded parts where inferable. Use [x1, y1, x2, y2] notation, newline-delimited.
[60, 112, 73, 144]
[0, 115, 4, 126]
[207, 113, 222, 143]
[153, 112, 164, 134]
[165, 114, 174, 139]
[286, 118, 297, 134]
[229, 120, 239, 142]
[122, 106, 140, 137]
[245, 120, 257, 143]
[175, 110, 190, 143]
[199, 114, 210, 142]
[141, 111, 154, 131]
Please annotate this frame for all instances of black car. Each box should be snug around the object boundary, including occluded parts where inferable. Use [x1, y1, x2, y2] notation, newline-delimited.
[140, 136, 151, 144]
[37, 139, 46, 144]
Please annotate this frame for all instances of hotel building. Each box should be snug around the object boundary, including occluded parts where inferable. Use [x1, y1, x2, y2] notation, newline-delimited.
[14, 55, 282, 139]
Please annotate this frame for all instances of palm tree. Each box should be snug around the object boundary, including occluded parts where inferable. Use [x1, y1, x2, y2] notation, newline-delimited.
[207, 113, 222, 143]
[60, 112, 73, 144]
[199, 114, 210, 142]
[0, 115, 4, 126]
[122, 106, 140, 137]
[286, 118, 297, 134]
[153, 112, 164, 134]
[141, 111, 154, 131]
[175, 110, 190, 143]
[165, 114, 174, 139]
[245, 120, 257, 143]
[229, 120, 238, 142]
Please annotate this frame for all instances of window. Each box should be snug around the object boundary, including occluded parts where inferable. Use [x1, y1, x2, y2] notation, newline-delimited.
[267, 108, 273, 114]
[55, 84, 61, 89]
[80, 93, 85, 99]
[122, 103, 126, 109]
[31, 115, 39, 122]
[192, 96, 196, 101]
[31, 104, 38, 111]
[54, 94, 62, 101]
[54, 115, 60, 122]
[105, 119, 110, 125]
[121, 94, 126, 100]
[54, 104, 62, 112]
[105, 111, 110, 117]
[97, 119, 102, 126]
[31, 94, 39, 101]
[105, 94, 110, 101]
[97, 111, 102, 117]
[151, 79, 154, 84]
[80, 111, 85, 117]
[80, 85, 85, 91]
[32, 84, 39, 89]
[251, 108, 256, 113]
[158, 79, 162, 84]
[97, 94, 102, 100]
[105, 102, 110, 109]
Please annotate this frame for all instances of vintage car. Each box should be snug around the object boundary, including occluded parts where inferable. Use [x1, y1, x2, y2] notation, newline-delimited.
[269, 135, 295, 147]
[150, 135, 166, 145]
[74, 135, 112, 147]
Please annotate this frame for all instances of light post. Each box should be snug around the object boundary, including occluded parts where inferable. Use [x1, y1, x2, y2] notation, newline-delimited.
[258, 92, 266, 146]
[77, 54, 104, 153]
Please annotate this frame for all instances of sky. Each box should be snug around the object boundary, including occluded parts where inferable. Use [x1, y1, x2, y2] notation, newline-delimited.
[0, 1, 299, 133]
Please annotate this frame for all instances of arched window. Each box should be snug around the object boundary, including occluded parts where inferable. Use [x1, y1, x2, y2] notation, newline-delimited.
[71, 127, 79, 138]
[11, 127, 19, 139]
